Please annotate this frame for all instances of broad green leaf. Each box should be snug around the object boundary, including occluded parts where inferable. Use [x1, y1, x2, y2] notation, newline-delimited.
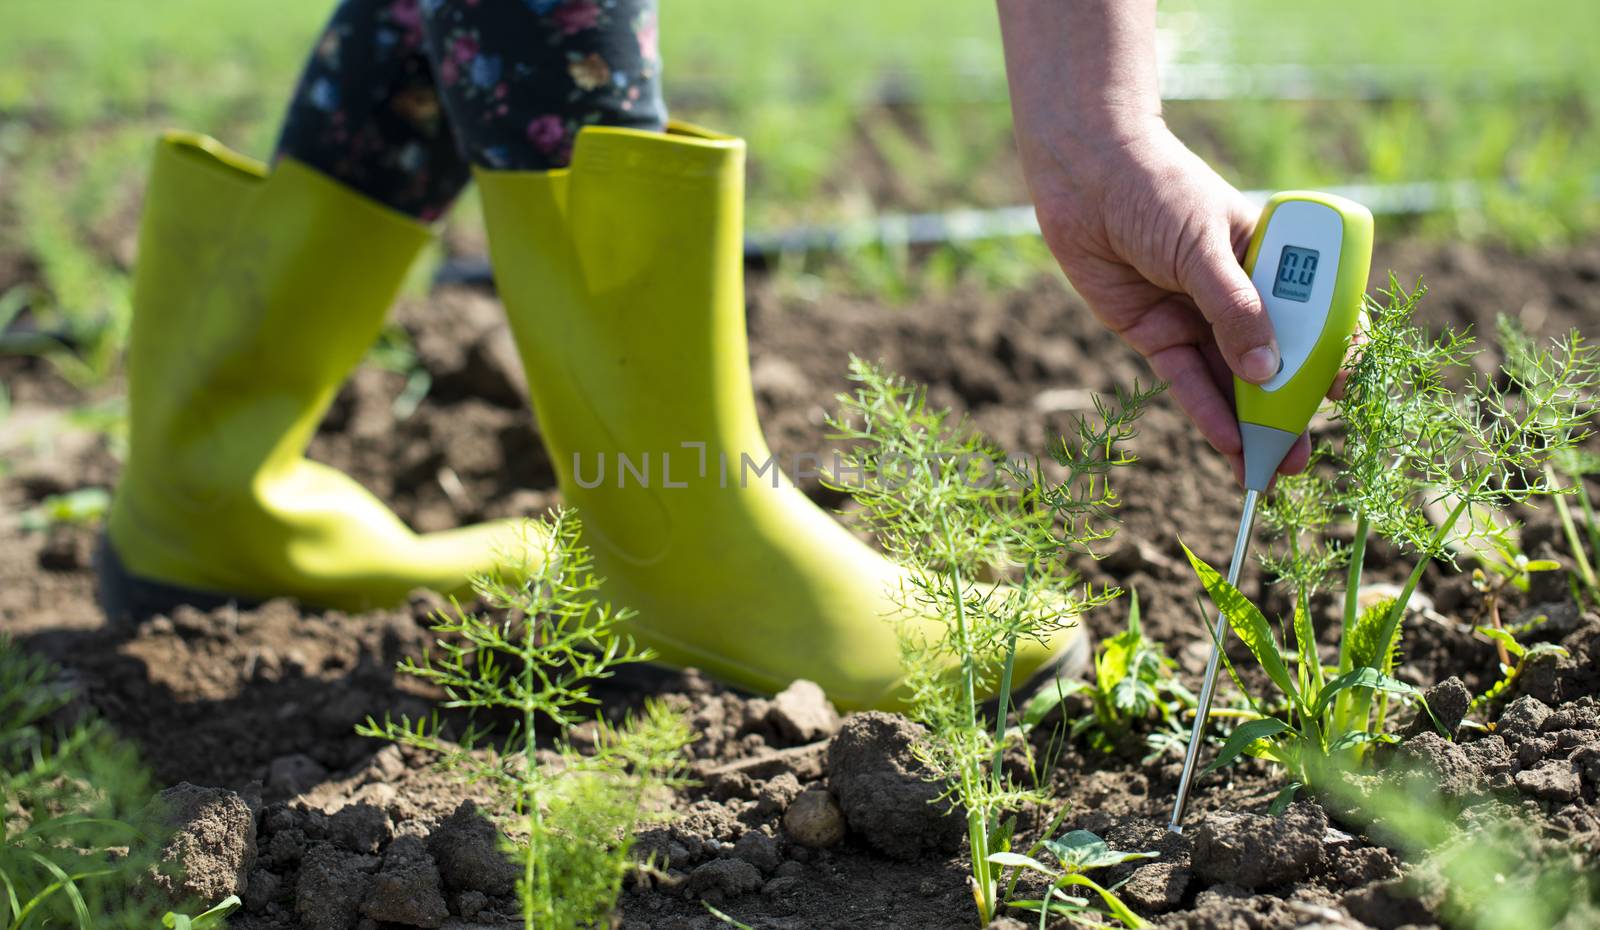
[1043, 830, 1158, 872]
[1309, 667, 1421, 719]
[163, 896, 242, 930]
[1203, 717, 1291, 775]
[986, 851, 1052, 874]
[1474, 626, 1527, 659]
[1268, 782, 1303, 815]
[1182, 542, 1298, 704]
[1327, 730, 1397, 753]
[1098, 631, 1138, 689]
[1020, 679, 1085, 728]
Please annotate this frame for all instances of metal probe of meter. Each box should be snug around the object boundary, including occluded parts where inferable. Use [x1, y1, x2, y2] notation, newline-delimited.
[1166, 191, 1373, 834]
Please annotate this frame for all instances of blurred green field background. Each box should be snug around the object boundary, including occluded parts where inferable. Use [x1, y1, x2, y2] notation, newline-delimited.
[2, 0, 1597, 383]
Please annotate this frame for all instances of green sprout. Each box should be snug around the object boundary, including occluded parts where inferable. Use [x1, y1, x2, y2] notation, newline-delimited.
[1469, 612, 1569, 715]
[1185, 278, 1597, 797]
[358, 509, 691, 930]
[1498, 314, 1600, 605]
[18, 487, 110, 532]
[825, 357, 1158, 925]
[0, 638, 165, 930]
[989, 830, 1156, 930]
[1019, 591, 1195, 761]
[160, 896, 240, 930]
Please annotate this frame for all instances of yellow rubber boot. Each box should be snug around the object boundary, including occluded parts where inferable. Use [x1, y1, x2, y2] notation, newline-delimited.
[476, 123, 1085, 710]
[102, 132, 532, 616]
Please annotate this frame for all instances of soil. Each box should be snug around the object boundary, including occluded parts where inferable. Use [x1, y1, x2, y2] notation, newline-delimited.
[3, 236, 1600, 929]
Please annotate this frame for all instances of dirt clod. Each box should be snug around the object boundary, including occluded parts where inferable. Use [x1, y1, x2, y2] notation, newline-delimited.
[295, 844, 377, 930]
[268, 754, 330, 798]
[767, 679, 841, 742]
[686, 858, 763, 903]
[1119, 861, 1191, 912]
[328, 803, 391, 854]
[427, 801, 518, 896]
[1190, 802, 1327, 890]
[1499, 695, 1554, 742]
[730, 831, 783, 874]
[826, 712, 964, 860]
[1407, 676, 1472, 739]
[781, 786, 846, 848]
[360, 835, 449, 928]
[1515, 759, 1582, 802]
[150, 782, 257, 905]
[1394, 731, 1485, 800]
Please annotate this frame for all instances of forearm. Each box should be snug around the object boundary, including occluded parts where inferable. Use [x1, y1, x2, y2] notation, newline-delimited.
[995, 0, 1163, 173]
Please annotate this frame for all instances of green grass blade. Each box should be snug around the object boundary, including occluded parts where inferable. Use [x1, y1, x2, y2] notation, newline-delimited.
[1202, 716, 1290, 775]
[1182, 542, 1299, 705]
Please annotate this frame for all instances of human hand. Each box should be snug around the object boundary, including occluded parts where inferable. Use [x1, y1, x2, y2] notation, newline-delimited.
[995, 0, 1316, 484]
[1025, 122, 1312, 482]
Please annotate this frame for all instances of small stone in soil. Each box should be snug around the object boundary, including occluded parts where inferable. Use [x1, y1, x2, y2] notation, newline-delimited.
[686, 858, 763, 903]
[148, 783, 257, 904]
[1189, 802, 1327, 891]
[427, 801, 519, 895]
[360, 835, 449, 928]
[455, 889, 488, 919]
[781, 786, 846, 849]
[826, 711, 964, 860]
[1515, 759, 1582, 802]
[767, 679, 841, 743]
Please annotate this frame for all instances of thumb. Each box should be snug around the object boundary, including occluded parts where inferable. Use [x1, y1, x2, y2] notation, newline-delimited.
[1178, 227, 1280, 384]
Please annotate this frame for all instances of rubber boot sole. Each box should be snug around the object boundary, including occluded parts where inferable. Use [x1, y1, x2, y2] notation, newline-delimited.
[94, 532, 260, 624]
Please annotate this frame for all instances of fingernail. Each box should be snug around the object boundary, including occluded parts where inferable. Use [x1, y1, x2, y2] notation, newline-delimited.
[1241, 345, 1280, 383]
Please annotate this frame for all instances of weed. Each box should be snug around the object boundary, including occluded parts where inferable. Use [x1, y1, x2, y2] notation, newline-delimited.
[989, 830, 1156, 930]
[1186, 279, 1597, 797]
[1469, 612, 1570, 716]
[825, 357, 1157, 925]
[0, 638, 165, 929]
[18, 487, 110, 533]
[161, 896, 240, 930]
[1019, 592, 1195, 761]
[358, 509, 691, 930]
[1498, 314, 1600, 604]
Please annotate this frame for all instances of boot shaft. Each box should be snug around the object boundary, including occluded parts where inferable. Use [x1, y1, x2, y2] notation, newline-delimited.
[124, 133, 429, 492]
[476, 125, 761, 477]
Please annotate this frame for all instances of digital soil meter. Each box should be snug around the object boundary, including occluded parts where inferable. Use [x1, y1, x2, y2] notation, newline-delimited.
[1168, 192, 1374, 832]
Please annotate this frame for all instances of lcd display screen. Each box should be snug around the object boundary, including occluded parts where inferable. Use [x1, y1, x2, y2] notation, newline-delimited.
[1272, 245, 1320, 303]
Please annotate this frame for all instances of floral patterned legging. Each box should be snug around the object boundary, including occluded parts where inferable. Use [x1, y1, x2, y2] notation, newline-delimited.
[276, 0, 665, 221]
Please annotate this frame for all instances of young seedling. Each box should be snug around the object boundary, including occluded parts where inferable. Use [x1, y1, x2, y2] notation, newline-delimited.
[1019, 592, 1195, 761]
[989, 830, 1156, 930]
[1470, 612, 1570, 716]
[160, 896, 240, 930]
[826, 357, 1157, 925]
[1498, 314, 1600, 605]
[359, 509, 691, 930]
[0, 637, 164, 930]
[1186, 279, 1597, 799]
